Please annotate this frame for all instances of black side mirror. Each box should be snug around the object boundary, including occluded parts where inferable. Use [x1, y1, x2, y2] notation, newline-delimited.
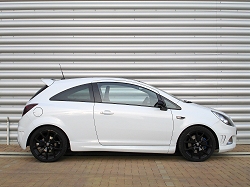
[154, 100, 167, 111]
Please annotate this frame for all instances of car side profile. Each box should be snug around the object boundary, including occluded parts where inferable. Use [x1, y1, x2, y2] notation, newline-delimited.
[18, 78, 237, 162]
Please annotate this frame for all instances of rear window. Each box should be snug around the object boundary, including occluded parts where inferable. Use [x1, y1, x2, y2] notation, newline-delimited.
[30, 85, 48, 100]
[50, 84, 94, 102]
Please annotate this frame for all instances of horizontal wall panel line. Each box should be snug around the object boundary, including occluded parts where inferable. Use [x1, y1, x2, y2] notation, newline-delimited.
[212, 107, 250, 113]
[165, 90, 250, 97]
[1, 61, 249, 65]
[184, 99, 250, 105]
[0, 126, 18, 131]
[1, 63, 250, 70]
[1, 37, 250, 45]
[1, 55, 250, 62]
[236, 133, 250, 139]
[1, 70, 249, 74]
[235, 125, 250, 130]
[186, 101, 250, 106]
[0, 72, 250, 79]
[2, 20, 250, 27]
[231, 117, 250, 123]
[1, 12, 250, 19]
[1, 46, 250, 53]
[1, 1, 249, 10]
[144, 79, 250, 85]
[0, 82, 43, 88]
[0, 135, 17, 140]
[0, 100, 27, 105]
[2, 80, 250, 88]
[0, 108, 22, 114]
[1, 28, 249, 36]
[0, 90, 35, 96]
[0, 117, 20, 123]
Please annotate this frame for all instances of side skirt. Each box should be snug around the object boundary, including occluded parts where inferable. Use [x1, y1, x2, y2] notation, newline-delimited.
[70, 142, 174, 154]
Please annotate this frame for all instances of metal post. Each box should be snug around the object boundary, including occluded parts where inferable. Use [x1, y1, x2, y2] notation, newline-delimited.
[7, 117, 10, 145]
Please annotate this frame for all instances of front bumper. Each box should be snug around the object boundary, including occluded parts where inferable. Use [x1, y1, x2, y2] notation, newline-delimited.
[215, 122, 237, 153]
[218, 135, 237, 153]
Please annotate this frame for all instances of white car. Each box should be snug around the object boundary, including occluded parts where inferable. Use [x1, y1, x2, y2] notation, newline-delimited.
[18, 78, 237, 162]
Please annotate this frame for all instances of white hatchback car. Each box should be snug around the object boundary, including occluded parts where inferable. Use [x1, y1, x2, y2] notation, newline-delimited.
[18, 78, 237, 162]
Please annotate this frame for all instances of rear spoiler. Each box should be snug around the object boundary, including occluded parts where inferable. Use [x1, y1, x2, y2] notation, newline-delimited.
[41, 79, 55, 86]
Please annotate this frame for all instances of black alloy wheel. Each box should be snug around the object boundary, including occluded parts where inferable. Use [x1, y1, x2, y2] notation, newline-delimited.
[30, 126, 68, 162]
[178, 126, 216, 162]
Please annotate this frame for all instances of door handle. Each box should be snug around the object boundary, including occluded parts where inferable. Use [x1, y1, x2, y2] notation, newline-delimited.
[176, 116, 185, 120]
[100, 110, 114, 115]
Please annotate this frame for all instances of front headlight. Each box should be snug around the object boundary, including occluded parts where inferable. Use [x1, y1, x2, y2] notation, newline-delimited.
[212, 111, 234, 126]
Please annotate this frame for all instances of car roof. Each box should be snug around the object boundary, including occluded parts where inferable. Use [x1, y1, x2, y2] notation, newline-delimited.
[43, 77, 160, 93]
[29, 77, 182, 106]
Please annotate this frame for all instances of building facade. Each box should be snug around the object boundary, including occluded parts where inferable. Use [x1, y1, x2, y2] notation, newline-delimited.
[0, 1, 249, 143]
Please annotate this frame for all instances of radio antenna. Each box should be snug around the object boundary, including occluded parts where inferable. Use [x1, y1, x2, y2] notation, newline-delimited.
[59, 64, 65, 80]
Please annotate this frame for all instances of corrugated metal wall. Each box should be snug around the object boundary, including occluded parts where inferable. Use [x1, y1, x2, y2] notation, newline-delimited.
[0, 1, 249, 144]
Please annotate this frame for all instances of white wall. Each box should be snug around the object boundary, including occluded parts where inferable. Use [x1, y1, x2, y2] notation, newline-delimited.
[0, 1, 249, 143]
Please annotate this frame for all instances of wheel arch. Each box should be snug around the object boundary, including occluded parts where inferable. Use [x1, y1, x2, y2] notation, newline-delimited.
[26, 124, 70, 150]
[175, 124, 219, 153]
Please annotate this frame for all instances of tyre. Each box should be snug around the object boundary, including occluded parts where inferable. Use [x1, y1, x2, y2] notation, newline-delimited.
[178, 126, 216, 162]
[30, 126, 68, 162]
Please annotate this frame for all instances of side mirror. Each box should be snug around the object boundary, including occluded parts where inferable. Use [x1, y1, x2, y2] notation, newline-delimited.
[154, 100, 167, 111]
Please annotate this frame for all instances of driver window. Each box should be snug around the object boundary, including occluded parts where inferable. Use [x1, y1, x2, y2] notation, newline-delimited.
[97, 82, 158, 107]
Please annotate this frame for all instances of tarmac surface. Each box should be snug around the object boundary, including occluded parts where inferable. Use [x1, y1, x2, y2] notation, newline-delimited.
[0, 144, 249, 187]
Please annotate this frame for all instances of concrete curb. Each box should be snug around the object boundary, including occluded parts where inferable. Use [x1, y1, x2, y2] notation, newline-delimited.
[0, 152, 249, 156]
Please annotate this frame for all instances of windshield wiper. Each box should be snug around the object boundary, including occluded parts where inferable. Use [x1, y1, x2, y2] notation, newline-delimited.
[184, 100, 192, 103]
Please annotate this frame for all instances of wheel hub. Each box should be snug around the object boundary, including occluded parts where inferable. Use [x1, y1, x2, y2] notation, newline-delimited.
[37, 137, 55, 153]
[191, 137, 206, 152]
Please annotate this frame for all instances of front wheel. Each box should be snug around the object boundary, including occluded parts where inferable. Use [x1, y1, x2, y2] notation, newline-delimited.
[178, 126, 216, 162]
[30, 126, 68, 162]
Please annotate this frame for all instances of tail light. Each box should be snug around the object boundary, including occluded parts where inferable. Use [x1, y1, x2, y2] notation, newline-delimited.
[22, 104, 38, 116]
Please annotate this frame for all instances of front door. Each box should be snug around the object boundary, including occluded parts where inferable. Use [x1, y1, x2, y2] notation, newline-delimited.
[93, 82, 174, 146]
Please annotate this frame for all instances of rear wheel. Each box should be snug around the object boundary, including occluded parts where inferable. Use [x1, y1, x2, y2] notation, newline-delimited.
[30, 126, 68, 162]
[178, 126, 216, 162]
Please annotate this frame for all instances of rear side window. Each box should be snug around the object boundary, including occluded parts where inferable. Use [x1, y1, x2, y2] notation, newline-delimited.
[30, 85, 48, 100]
[50, 84, 94, 102]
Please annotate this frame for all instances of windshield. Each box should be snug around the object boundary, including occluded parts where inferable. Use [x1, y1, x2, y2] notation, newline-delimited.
[159, 88, 183, 102]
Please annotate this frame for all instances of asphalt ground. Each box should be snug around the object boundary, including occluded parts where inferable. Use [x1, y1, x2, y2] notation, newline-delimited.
[0, 144, 249, 187]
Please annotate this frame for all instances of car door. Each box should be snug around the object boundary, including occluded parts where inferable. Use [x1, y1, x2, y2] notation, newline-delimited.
[93, 82, 174, 146]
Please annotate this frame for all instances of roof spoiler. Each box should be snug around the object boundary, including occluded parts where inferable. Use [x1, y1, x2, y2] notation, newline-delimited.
[41, 79, 55, 86]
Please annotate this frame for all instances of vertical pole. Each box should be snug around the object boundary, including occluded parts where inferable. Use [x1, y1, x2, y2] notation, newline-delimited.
[7, 117, 10, 145]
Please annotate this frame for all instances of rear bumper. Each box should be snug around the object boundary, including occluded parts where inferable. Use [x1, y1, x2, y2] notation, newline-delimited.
[17, 116, 31, 149]
[17, 130, 26, 149]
